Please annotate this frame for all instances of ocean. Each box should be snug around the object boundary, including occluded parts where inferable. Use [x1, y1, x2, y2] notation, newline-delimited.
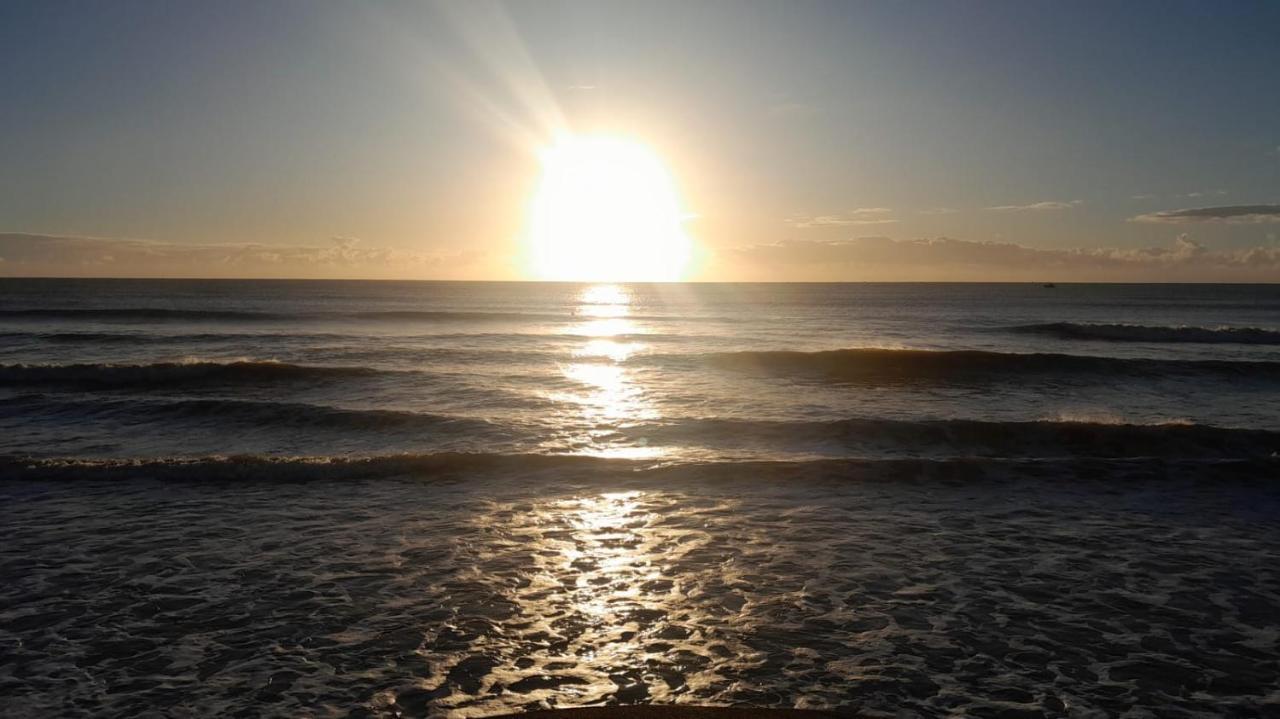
[2, 279, 1278, 717]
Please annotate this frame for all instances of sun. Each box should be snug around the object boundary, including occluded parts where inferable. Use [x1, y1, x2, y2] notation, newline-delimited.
[525, 135, 692, 282]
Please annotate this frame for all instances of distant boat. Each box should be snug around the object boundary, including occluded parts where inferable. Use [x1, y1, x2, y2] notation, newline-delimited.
[1043, 283, 1056, 288]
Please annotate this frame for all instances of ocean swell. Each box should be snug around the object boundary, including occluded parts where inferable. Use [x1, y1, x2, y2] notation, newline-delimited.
[0, 360, 386, 389]
[1012, 322, 1280, 344]
[1, 394, 494, 434]
[0, 308, 285, 321]
[0, 452, 1272, 483]
[697, 348, 1280, 383]
[625, 417, 1280, 459]
[0, 308, 567, 323]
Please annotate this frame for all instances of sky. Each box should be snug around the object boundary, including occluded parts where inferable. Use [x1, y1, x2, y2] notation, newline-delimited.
[1, 0, 1279, 281]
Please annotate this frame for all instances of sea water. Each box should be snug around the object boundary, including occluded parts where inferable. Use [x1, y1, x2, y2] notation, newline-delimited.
[2, 279, 1278, 717]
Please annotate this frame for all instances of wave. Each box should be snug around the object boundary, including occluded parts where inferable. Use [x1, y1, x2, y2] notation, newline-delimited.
[696, 348, 1280, 383]
[7, 381, 1273, 459]
[0, 307, 740, 325]
[0, 330, 358, 345]
[0, 330, 681, 351]
[1, 452, 1272, 483]
[2, 394, 496, 434]
[344, 310, 566, 322]
[0, 308, 569, 323]
[0, 360, 390, 389]
[1011, 322, 1280, 344]
[0, 308, 286, 321]
[624, 417, 1280, 459]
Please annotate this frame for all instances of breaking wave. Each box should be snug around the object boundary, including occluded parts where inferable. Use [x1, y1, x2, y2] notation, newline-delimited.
[1012, 322, 1280, 344]
[0, 451, 1272, 483]
[0, 360, 387, 389]
[0, 308, 729, 324]
[0, 308, 286, 321]
[697, 348, 1280, 382]
[0, 331, 359, 345]
[5, 387, 1274, 460]
[0, 308, 568, 323]
[625, 417, 1280, 459]
[1, 394, 495, 434]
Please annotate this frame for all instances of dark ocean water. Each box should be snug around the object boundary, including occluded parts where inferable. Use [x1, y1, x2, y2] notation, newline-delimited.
[3, 279, 1280, 461]
[2, 279, 1279, 718]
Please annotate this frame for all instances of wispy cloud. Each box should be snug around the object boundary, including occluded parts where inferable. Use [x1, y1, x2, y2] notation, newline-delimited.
[0, 233, 490, 279]
[789, 208, 896, 227]
[1129, 204, 1280, 224]
[720, 234, 1280, 281]
[916, 207, 959, 215]
[1130, 191, 1227, 201]
[986, 200, 1082, 212]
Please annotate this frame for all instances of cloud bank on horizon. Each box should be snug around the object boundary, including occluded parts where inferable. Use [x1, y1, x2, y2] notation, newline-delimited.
[723, 234, 1280, 282]
[0, 233, 494, 280]
[5, 231, 1279, 283]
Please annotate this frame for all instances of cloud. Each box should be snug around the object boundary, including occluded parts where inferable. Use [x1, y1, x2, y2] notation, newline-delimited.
[916, 207, 959, 215]
[0, 233, 491, 279]
[986, 200, 1082, 212]
[790, 208, 896, 227]
[718, 234, 1280, 282]
[1130, 191, 1228, 201]
[1129, 204, 1280, 224]
[11, 230, 1279, 283]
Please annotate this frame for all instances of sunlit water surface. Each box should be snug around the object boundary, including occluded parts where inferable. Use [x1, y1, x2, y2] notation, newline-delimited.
[4, 462, 1279, 718]
[2, 280, 1280, 718]
[3, 280, 1280, 460]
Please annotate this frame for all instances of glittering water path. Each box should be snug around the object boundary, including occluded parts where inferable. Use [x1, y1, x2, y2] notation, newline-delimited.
[3, 459, 1278, 718]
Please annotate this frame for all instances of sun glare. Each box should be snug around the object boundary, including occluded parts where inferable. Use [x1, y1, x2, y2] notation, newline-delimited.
[526, 135, 692, 282]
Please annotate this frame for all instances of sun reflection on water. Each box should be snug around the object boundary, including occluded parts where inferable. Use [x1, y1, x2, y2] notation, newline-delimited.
[580, 284, 631, 306]
[561, 491, 654, 618]
[570, 318, 636, 337]
[415, 488, 759, 715]
[406, 484, 802, 718]
[554, 285, 663, 459]
[573, 339, 642, 363]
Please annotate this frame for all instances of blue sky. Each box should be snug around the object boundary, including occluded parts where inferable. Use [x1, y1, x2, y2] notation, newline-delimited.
[1, 0, 1278, 279]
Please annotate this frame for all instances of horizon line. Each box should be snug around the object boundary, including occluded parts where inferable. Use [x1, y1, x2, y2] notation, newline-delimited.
[2, 275, 1279, 286]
